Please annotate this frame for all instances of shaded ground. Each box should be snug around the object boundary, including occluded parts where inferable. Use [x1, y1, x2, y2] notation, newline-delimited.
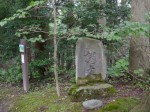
[0, 80, 144, 112]
[0, 83, 23, 112]
[101, 82, 144, 106]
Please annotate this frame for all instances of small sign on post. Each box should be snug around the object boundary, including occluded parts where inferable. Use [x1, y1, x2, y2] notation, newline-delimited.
[19, 44, 25, 53]
[19, 39, 29, 92]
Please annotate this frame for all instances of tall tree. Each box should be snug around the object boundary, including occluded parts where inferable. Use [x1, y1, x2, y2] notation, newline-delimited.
[52, 0, 60, 96]
[129, 0, 150, 74]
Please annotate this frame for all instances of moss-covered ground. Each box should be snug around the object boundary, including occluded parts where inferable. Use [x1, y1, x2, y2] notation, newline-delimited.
[99, 97, 139, 112]
[0, 82, 143, 112]
[0, 83, 83, 112]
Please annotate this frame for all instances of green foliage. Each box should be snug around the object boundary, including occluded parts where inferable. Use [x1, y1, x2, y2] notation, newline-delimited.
[0, 0, 50, 82]
[0, 0, 49, 61]
[103, 21, 150, 41]
[28, 36, 45, 43]
[67, 20, 150, 42]
[108, 58, 129, 77]
[0, 68, 7, 81]
[0, 58, 22, 83]
[108, 58, 150, 90]
[0, 0, 48, 44]
[1, 0, 149, 84]
[105, 0, 131, 27]
[0, 1, 45, 27]
[132, 69, 150, 90]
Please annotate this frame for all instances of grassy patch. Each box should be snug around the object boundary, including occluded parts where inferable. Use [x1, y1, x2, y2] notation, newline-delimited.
[0, 87, 12, 100]
[99, 97, 140, 112]
[9, 85, 83, 112]
[0, 85, 22, 112]
[0, 86, 21, 101]
[1, 84, 140, 112]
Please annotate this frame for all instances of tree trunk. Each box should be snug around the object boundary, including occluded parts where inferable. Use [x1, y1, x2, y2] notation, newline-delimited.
[129, 0, 150, 74]
[130, 94, 150, 112]
[52, 0, 60, 97]
[99, 0, 106, 25]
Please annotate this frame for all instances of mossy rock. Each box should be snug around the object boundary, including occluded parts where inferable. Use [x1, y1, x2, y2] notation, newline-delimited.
[99, 97, 140, 112]
[68, 83, 116, 102]
[77, 74, 104, 85]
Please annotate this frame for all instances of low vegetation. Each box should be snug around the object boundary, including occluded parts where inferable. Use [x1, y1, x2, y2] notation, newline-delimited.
[0, 83, 142, 112]
[99, 97, 139, 112]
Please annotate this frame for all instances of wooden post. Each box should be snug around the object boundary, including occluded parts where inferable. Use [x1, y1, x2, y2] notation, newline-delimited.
[19, 39, 29, 92]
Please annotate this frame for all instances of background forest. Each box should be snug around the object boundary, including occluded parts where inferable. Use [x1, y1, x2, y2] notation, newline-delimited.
[0, 0, 132, 83]
[1, 0, 149, 89]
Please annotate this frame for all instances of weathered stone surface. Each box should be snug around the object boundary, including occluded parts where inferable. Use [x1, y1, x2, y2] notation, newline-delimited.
[68, 83, 116, 102]
[68, 38, 114, 102]
[77, 74, 104, 85]
[75, 38, 107, 83]
[83, 99, 102, 110]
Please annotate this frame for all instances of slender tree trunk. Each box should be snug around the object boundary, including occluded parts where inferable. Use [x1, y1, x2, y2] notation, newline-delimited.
[129, 0, 150, 74]
[52, 0, 60, 96]
[99, 0, 106, 25]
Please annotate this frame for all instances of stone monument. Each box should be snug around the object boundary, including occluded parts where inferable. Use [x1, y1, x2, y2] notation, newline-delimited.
[75, 38, 107, 84]
[68, 38, 115, 102]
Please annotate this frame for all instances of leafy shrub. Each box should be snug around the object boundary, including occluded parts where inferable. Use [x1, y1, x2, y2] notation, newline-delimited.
[108, 58, 129, 77]
[29, 58, 51, 78]
[0, 57, 22, 84]
[132, 69, 150, 90]
[108, 58, 150, 90]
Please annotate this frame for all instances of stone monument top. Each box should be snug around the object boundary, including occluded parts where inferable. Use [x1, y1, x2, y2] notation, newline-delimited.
[75, 38, 107, 84]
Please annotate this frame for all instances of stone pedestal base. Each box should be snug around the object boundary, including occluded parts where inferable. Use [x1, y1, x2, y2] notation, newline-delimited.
[68, 83, 116, 102]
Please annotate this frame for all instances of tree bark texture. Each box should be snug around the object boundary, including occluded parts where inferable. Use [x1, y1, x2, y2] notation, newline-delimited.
[130, 94, 150, 112]
[52, 0, 60, 97]
[129, 0, 150, 74]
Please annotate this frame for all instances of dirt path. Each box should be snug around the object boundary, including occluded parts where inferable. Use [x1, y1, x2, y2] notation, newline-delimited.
[0, 84, 23, 112]
[0, 98, 12, 112]
[0, 86, 11, 112]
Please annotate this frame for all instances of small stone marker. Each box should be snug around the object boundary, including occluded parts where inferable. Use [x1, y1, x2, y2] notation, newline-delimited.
[83, 99, 102, 112]
[75, 38, 107, 83]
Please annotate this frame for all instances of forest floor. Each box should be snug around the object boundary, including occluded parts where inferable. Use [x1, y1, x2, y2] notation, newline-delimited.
[0, 78, 145, 112]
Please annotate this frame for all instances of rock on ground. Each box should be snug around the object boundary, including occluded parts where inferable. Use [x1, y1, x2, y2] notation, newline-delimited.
[83, 99, 102, 110]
